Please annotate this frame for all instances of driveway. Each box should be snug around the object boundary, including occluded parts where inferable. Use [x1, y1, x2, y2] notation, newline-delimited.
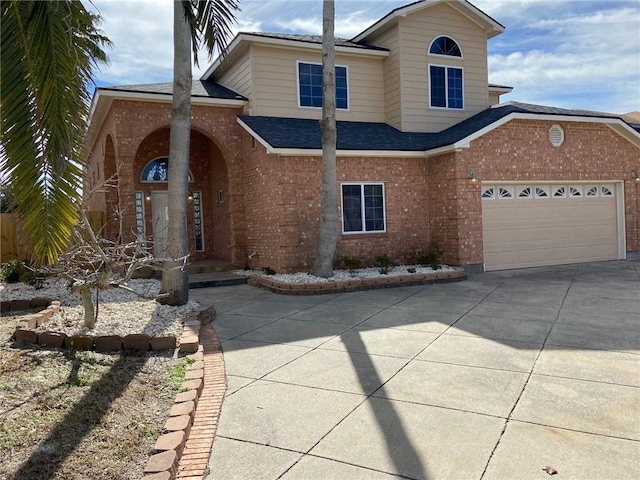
[190, 261, 640, 480]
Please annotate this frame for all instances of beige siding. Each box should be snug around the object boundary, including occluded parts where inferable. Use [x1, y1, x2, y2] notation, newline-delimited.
[217, 48, 253, 101]
[488, 91, 501, 106]
[368, 26, 402, 129]
[398, 2, 489, 132]
[249, 44, 385, 122]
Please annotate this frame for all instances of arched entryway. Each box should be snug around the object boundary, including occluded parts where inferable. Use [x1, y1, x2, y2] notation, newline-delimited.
[132, 127, 231, 262]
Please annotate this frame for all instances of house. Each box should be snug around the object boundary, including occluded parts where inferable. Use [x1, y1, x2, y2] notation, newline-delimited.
[85, 0, 640, 274]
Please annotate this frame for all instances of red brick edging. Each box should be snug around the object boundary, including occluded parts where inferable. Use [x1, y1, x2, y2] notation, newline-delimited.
[248, 267, 467, 294]
[143, 302, 226, 480]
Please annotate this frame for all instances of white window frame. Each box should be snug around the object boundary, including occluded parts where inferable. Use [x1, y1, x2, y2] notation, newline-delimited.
[428, 63, 464, 110]
[340, 182, 386, 235]
[296, 61, 349, 111]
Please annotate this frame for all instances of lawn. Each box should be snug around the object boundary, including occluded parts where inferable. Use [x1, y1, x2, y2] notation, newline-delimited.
[0, 309, 185, 480]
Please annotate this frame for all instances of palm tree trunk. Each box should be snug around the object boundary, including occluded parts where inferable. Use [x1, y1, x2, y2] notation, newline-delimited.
[160, 1, 191, 305]
[310, 0, 338, 278]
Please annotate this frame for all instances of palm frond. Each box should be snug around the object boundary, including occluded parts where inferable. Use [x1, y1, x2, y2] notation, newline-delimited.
[0, 0, 110, 264]
[183, 0, 239, 67]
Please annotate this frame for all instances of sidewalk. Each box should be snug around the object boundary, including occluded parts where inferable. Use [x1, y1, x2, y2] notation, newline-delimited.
[190, 260, 640, 480]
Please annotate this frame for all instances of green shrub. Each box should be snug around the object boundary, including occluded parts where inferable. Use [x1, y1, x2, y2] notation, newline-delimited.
[342, 256, 362, 272]
[0, 260, 24, 283]
[417, 252, 440, 270]
[375, 254, 394, 275]
[262, 266, 276, 275]
[22, 270, 46, 289]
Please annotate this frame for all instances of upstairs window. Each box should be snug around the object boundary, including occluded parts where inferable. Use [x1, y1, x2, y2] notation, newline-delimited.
[298, 62, 348, 109]
[430, 65, 463, 109]
[429, 36, 462, 57]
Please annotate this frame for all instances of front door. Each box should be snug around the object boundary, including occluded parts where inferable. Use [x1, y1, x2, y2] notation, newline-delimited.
[151, 191, 169, 257]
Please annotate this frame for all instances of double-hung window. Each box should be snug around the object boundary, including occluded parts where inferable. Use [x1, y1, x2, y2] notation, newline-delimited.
[341, 183, 385, 233]
[429, 66, 463, 109]
[298, 62, 348, 109]
[428, 35, 463, 110]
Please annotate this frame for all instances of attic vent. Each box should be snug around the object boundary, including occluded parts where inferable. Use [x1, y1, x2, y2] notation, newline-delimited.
[549, 124, 564, 147]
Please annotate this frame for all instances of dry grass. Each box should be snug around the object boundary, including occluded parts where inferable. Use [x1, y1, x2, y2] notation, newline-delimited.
[0, 310, 184, 480]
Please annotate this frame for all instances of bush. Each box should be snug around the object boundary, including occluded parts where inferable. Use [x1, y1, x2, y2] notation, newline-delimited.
[0, 260, 24, 283]
[262, 266, 276, 275]
[22, 270, 46, 289]
[417, 252, 440, 270]
[342, 256, 362, 272]
[375, 254, 395, 275]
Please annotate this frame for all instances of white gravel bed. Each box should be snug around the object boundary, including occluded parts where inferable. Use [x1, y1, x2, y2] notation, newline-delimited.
[1, 278, 198, 338]
[233, 264, 454, 284]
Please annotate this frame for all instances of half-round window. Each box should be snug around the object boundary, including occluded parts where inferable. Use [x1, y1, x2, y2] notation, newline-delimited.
[140, 157, 193, 182]
[429, 36, 462, 57]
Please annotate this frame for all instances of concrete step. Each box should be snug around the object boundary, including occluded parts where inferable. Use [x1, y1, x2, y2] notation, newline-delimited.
[189, 272, 247, 289]
[189, 260, 236, 274]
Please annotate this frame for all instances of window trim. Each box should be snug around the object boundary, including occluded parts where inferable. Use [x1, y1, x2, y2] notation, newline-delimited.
[428, 63, 464, 110]
[296, 60, 349, 111]
[428, 35, 464, 59]
[340, 182, 386, 235]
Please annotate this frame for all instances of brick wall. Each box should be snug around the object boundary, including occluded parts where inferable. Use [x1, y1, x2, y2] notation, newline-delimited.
[86, 100, 245, 263]
[455, 119, 640, 265]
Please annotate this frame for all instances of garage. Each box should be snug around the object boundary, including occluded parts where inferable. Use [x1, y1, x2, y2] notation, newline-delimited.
[481, 182, 623, 271]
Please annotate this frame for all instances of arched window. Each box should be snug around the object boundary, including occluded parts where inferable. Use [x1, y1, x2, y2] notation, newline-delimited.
[428, 36, 463, 110]
[140, 157, 193, 182]
[429, 36, 462, 57]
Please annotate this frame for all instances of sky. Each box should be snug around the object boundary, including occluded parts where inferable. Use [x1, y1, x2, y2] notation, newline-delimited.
[87, 0, 640, 115]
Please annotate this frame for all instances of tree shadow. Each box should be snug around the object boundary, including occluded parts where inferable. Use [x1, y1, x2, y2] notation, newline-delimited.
[340, 330, 430, 479]
[12, 353, 143, 479]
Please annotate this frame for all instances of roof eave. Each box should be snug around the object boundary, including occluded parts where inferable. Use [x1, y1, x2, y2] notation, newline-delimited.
[203, 32, 389, 81]
[352, 0, 504, 43]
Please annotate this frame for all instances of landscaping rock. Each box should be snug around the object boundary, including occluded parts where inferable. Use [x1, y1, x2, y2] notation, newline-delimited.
[0, 301, 10, 312]
[38, 331, 67, 348]
[122, 333, 150, 351]
[10, 299, 31, 311]
[30, 297, 52, 308]
[170, 400, 195, 418]
[94, 335, 123, 352]
[164, 414, 191, 432]
[153, 430, 186, 453]
[21, 315, 39, 329]
[181, 378, 203, 394]
[14, 328, 38, 344]
[184, 368, 203, 380]
[179, 335, 199, 353]
[141, 473, 171, 480]
[144, 450, 177, 475]
[66, 335, 94, 351]
[150, 335, 177, 351]
[174, 390, 197, 403]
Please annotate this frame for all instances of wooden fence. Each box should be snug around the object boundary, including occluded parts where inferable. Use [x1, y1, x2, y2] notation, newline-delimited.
[1, 212, 105, 264]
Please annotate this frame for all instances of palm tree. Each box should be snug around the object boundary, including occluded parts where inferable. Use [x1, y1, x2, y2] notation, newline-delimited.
[160, 0, 239, 305]
[309, 0, 338, 278]
[1, 0, 109, 265]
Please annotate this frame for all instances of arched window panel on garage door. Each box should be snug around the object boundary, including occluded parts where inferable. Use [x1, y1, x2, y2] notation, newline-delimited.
[569, 186, 583, 197]
[535, 186, 549, 198]
[586, 186, 598, 197]
[517, 186, 532, 199]
[498, 186, 513, 199]
[600, 185, 614, 197]
[482, 186, 495, 199]
[552, 186, 566, 198]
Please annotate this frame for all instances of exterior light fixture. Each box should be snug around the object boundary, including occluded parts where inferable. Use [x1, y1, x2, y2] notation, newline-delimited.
[188, 192, 194, 201]
[632, 170, 640, 182]
[467, 170, 478, 183]
[145, 192, 151, 200]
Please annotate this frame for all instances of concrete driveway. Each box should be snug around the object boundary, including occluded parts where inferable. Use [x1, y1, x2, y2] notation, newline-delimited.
[190, 261, 640, 480]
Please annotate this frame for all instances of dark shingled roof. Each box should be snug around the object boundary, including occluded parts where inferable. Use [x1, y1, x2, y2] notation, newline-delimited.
[243, 32, 389, 52]
[100, 80, 246, 100]
[239, 102, 632, 152]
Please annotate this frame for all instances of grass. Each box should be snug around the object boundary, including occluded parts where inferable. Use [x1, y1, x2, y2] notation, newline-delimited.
[0, 309, 185, 480]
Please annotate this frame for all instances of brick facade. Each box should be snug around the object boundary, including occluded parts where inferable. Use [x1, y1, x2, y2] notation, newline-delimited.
[87, 103, 639, 274]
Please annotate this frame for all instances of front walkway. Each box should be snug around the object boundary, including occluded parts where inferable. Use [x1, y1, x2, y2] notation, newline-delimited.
[190, 261, 640, 480]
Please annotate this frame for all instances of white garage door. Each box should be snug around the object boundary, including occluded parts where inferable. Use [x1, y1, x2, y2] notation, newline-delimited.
[482, 183, 621, 271]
